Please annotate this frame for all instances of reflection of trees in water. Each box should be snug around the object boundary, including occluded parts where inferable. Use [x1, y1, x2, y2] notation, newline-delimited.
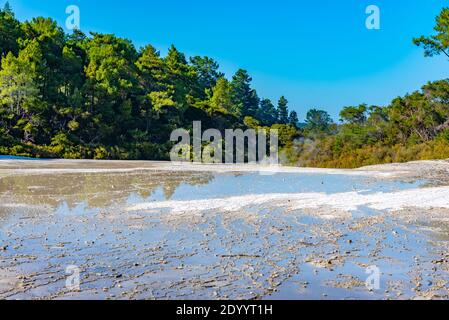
[0, 171, 214, 210]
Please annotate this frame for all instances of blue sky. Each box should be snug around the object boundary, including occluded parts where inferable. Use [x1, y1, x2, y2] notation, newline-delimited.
[5, 0, 449, 120]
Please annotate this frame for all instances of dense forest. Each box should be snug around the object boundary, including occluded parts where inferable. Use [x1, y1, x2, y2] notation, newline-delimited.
[0, 3, 300, 161]
[1, 3, 449, 168]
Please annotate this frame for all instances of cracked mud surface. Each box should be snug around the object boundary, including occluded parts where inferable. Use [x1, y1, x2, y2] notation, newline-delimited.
[0, 159, 449, 300]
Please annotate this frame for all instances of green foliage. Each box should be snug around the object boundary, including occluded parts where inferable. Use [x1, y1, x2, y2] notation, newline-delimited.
[190, 56, 224, 96]
[304, 109, 333, 134]
[0, 2, 22, 56]
[243, 116, 260, 129]
[0, 5, 300, 162]
[2, 4, 449, 170]
[258, 98, 278, 126]
[414, 8, 449, 58]
[271, 124, 299, 147]
[277, 96, 289, 124]
[209, 77, 233, 114]
[230, 69, 259, 119]
[340, 104, 367, 125]
[292, 79, 449, 168]
[288, 110, 299, 128]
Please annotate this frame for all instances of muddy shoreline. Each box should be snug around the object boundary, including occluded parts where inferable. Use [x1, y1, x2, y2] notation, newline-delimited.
[1, 159, 449, 300]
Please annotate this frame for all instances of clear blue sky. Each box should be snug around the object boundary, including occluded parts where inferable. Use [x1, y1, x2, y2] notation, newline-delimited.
[5, 0, 449, 120]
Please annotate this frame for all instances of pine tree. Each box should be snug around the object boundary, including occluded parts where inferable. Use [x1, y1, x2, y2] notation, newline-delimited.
[258, 98, 278, 126]
[0, 41, 44, 142]
[288, 110, 299, 128]
[231, 69, 259, 119]
[83, 33, 139, 142]
[0, 1, 22, 56]
[190, 56, 224, 95]
[210, 77, 233, 114]
[165, 45, 195, 111]
[3, 1, 12, 14]
[277, 96, 289, 124]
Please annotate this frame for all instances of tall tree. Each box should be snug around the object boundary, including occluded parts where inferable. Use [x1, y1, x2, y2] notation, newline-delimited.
[340, 104, 367, 125]
[258, 98, 278, 126]
[414, 8, 449, 58]
[277, 96, 289, 124]
[288, 110, 299, 128]
[0, 2, 22, 57]
[83, 33, 139, 143]
[0, 40, 44, 142]
[136, 44, 174, 118]
[20, 17, 66, 103]
[136, 45, 168, 92]
[209, 77, 233, 114]
[230, 69, 259, 118]
[305, 109, 333, 133]
[3, 1, 12, 13]
[190, 56, 224, 95]
[165, 45, 196, 112]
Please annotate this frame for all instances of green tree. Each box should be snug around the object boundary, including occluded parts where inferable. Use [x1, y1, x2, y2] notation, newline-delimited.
[3, 1, 12, 13]
[165, 45, 196, 112]
[387, 91, 442, 144]
[0, 2, 22, 57]
[0, 52, 38, 114]
[0, 40, 44, 142]
[258, 98, 278, 126]
[414, 8, 449, 58]
[209, 77, 233, 114]
[340, 104, 367, 125]
[305, 109, 333, 133]
[422, 80, 449, 132]
[83, 33, 139, 143]
[136, 45, 168, 92]
[190, 56, 224, 95]
[231, 69, 259, 118]
[277, 96, 289, 124]
[288, 110, 299, 128]
[136, 44, 174, 126]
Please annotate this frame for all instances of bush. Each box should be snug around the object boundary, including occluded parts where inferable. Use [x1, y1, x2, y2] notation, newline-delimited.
[94, 147, 110, 160]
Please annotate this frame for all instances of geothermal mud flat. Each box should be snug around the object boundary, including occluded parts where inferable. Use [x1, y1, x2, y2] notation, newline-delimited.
[0, 158, 449, 300]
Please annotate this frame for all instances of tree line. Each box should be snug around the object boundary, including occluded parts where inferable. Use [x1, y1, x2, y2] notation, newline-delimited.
[0, 2, 301, 160]
[2, 3, 449, 167]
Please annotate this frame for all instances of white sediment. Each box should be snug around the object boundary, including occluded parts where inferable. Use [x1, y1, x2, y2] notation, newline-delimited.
[126, 186, 449, 215]
[0, 159, 404, 177]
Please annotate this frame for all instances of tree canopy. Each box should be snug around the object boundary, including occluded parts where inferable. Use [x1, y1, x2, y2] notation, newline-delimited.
[414, 8, 449, 58]
[0, 5, 300, 160]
